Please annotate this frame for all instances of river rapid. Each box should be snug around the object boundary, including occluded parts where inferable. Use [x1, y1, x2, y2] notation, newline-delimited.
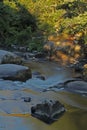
[0, 60, 87, 130]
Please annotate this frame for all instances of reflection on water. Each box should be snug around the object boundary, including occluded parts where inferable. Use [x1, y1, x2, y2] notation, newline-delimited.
[24, 91, 87, 130]
[0, 109, 86, 130]
[23, 110, 87, 130]
[0, 90, 87, 130]
[24, 61, 75, 90]
[25, 61, 74, 78]
[0, 61, 87, 130]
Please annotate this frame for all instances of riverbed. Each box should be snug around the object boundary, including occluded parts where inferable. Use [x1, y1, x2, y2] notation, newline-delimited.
[0, 60, 87, 130]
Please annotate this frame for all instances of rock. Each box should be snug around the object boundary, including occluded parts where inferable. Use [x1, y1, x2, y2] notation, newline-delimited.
[22, 97, 31, 102]
[65, 80, 87, 94]
[43, 83, 65, 92]
[31, 100, 65, 124]
[32, 71, 45, 80]
[36, 75, 45, 80]
[0, 50, 22, 64]
[23, 52, 35, 60]
[35, 52, 45, 58]
[74, 62, 83, 72]
[82, 64, 87, 81]
[0, 64, 32, 81]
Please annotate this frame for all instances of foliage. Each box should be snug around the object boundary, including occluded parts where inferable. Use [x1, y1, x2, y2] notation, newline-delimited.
[0, 0, 37, 47]
[53, 0, 87, 46]
[0, 0, 87, 51]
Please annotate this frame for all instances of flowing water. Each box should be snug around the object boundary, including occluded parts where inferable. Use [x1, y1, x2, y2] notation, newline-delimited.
[0, 61, 87, 130]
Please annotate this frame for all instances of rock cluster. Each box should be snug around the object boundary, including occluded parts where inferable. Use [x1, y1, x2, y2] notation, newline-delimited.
[0, 50, 32, 81]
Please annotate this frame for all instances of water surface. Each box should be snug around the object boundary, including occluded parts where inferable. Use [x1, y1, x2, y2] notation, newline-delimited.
[0, 61, 87, 130]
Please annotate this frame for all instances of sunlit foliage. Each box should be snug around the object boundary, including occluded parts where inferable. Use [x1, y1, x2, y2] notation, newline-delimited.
[0, 0, 87, 50]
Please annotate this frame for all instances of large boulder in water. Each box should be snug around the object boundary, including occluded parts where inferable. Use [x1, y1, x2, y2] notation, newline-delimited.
[0, 50, 22, 64]
[65, 80, 87, 95]
[0, 64, 32, 81]
[31, 100, 65, 124]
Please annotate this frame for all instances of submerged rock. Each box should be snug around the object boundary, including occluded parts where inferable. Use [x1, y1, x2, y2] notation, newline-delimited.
[31, 100, 65, 124]
[0, 64, 32, 81]
[0, 50, 22, 64]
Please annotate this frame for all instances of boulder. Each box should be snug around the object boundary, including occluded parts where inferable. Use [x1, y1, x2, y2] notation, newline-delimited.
[0, 64, 32, 81]
[65, 80, 87, 94]
[0, 50, 22, 64]
[31, 100, 65, 124]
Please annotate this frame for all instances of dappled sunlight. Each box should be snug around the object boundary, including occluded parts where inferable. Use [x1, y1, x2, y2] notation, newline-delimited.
[44, 33, 82, 65]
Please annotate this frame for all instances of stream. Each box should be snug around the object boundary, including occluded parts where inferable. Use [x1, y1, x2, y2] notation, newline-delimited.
[0, 60, 87, 130]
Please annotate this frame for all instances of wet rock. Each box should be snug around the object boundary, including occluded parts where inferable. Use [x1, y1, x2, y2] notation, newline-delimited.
[43, 83, 65, 92]
[23, 52, 46, 61]
[31, 100, 65, 124]
[0, 64, 32, 82]
[65, 80, 87, 94]
[0, 50, 22, 64]
[35, 52, 45, 58]
[32, 71, 45, 80]
[36, 75, 45, 80]
[22, 97, 31, 102]
[22, 52, 35, 60]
